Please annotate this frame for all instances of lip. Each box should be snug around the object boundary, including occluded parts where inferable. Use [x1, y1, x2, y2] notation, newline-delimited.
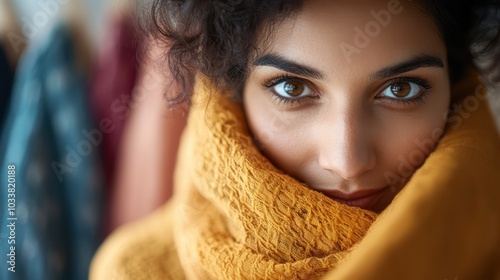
[319, 186, 389, 210]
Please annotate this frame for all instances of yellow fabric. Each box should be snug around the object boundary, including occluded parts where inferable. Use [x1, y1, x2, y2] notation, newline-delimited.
[90, 72, 500, 280]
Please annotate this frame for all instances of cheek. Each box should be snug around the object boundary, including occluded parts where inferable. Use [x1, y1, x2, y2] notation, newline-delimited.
[378, 89, 450, 183]
[380, 122, 441, 182]
[244, 77, 451, 185]
[243, 83, 315, 173]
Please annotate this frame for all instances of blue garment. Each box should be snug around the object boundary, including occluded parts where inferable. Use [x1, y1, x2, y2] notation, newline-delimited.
[0, 23, 103, 280]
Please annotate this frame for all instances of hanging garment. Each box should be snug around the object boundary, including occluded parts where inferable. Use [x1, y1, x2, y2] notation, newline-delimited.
[106, 41, 187, 233]
[0, 23, 103, 280]
[0, 46, 14, 129]
[90, 70, 500, 280]
[89, 14, 139, 189]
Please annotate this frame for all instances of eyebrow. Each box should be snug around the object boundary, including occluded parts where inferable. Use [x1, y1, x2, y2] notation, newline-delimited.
[253, 53, 445, 81]
[253, 53, 326, 80]
[372, 54, 445, 79]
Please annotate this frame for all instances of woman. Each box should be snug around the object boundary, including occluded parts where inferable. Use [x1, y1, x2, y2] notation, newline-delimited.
[91, 0, 500, 279]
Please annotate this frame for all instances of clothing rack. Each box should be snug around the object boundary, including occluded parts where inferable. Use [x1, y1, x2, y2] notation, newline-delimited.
[0, 1, 180, 280]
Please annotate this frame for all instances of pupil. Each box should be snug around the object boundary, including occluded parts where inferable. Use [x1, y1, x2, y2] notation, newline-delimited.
[284, 81, 304, 97]
[391, 82, 411, 98]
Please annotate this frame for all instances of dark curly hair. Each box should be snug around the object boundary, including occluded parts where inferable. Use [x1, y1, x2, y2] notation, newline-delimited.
[139, 0, 500, 107]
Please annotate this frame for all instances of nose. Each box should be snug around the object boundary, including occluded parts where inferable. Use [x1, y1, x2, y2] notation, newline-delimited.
[317, 108, 377, 180]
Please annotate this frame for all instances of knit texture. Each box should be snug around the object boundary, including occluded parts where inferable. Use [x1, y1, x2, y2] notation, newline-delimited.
[171, 80, 378, 279]
[90, 72, 500, 280]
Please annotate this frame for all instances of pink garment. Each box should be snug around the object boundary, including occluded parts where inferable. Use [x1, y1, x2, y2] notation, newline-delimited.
[106, 42, 187, 234]
[90, 15, 139, 187]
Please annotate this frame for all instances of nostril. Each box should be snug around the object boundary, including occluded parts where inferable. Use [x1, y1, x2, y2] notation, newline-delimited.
[318, 146, 377, 180]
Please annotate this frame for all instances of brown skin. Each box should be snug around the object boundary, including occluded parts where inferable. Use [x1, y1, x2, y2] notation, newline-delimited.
[243, 0, 451, 213]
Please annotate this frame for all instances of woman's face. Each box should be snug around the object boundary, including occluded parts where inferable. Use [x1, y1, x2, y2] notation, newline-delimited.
[243, 0, 450, 213]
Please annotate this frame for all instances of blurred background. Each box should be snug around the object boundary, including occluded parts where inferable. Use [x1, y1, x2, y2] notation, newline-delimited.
[9, 0, 108, 46]
[1, 0, 187, 279]
[0, 1, 500, 280]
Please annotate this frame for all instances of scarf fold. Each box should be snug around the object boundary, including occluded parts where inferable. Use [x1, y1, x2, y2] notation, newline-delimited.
[171, 71, 500, 279]
[172, 82, 377, 279]
[89, 70, 500, 280]
[324, 73, 500, 280]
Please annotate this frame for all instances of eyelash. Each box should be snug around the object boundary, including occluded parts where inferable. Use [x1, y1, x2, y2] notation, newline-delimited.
[263, 74, 318, 106]
[378, 76, 432, 107]
[263, 74, 433, 107]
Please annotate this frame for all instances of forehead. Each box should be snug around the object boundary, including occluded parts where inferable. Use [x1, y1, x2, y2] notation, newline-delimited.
[259, 0, 446, 79]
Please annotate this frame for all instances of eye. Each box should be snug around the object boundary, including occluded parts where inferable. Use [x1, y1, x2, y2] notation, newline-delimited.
[381, 81, 423, 100]
[273, 79, 313, 99]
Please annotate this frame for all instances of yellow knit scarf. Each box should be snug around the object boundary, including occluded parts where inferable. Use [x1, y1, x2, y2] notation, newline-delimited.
[172, 82, 377, 279]
[89, 71, 500, 280]
[169, 71, 500, 279]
